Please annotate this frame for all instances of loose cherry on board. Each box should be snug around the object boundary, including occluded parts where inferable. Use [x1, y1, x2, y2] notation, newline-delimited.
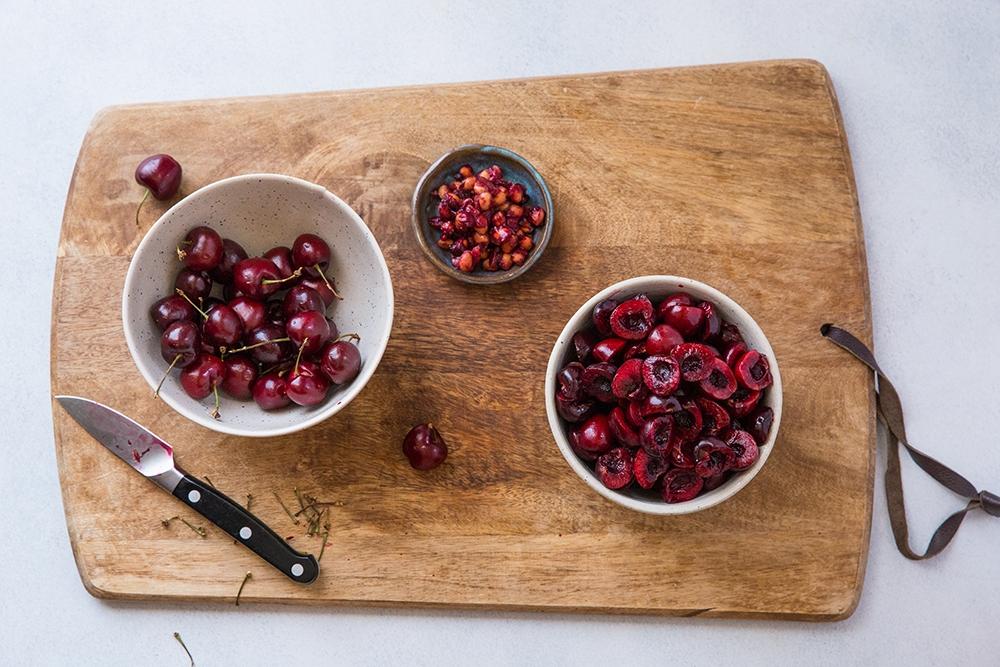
[134, 154, 182, 225]
[402, 423, 448, 470]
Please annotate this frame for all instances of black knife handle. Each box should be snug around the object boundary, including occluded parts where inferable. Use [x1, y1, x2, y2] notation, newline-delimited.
[172, 475, 319, 584]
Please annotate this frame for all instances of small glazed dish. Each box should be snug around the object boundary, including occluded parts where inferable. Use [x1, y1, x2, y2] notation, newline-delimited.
[544, 275, 782, 515]
[123, 174, 394, 438]
[411, 144, 553, 284]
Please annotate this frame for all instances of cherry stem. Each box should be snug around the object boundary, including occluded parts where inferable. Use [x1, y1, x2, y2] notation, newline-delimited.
[173, 632, 194, 667]
[223, 337, 290, 357]
[336, 332, 361, 344]
[293, 338, 309, 376]
[235, 571, 252, 607]
[174, 288, 208, 318]
[209, 385, 221, 420]
[261, 267, 303, 286]
[135, 189, 150, 227]
[154, 354, 181, 398]
[314, 265, 343, 300]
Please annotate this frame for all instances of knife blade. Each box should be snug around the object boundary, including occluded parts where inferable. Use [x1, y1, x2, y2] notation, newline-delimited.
[56, 396, 319, 585]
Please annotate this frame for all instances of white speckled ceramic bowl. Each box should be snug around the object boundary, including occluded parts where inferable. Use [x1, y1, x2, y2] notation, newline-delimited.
[123, 174, 394, 438]
[545, 275, 782, 515]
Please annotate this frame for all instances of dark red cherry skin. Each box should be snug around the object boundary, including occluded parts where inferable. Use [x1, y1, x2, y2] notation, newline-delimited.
[723, 341, 748, 368]
[661, 304, 704, 337]
[669, 438, 697, 469]
[611, 359, 647, 401]
[639, 393, 682, 420]
[298, 276, 338, 307]
[698, 301, 721, 340]
[672, 399, 704, 442]
[557, 362, 585, 402]
[210, 239, 249, 283]
[286, 311, 330, 355]
[746, 406, 775, 444]
[282, 285, 326, 320]
[150, 295, 195, 330]
[402, 423, 449, 470]
[221, 355, 258, 400]
[291, 233, 332, 277]
[718, 323, 744, 346]
[626, 400, 645, 429]
[595, 447, 633, 490]
[592, 337, 628, 363]
[703, 472, 728, 491]
[557, 394, 594, 423]
[623, 341, 647, 361]
[264, 246, 296, 279]
[572, 330, 597, 363]
[609, 406, 642, 448]
[245, 324, 293, 364]
[645, 324, 684, 355]
[695, 397, 731, 436]
[228, 296, 266, 331]
[178, 226, 223, 272]
[319, 340, 361, 385]
[174, 268, 211, 300]
[252, 372, 291, 410]
[660, 293, 693, 310]
[727, 387, 762, 418]
[662, 468, 703, 503]
[179, 353, 225, 400]
[286, 361, 330, 406]
[582, 363, 618, 403]
[233, 258, 282, 299]
[161, 320, 201, 367]
[592, 299, 618, 337]
[203, 304, 244, 347]
[135, 154, 181, 200]
[573, 413, 614, 456]
[699, 357, 738, 400]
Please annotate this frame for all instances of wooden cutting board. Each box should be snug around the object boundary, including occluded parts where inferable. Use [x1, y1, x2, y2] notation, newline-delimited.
[51, 59, 874, 620]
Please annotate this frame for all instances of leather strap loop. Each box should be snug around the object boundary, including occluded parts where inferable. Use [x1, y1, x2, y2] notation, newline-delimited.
[821, 324, 996, 559]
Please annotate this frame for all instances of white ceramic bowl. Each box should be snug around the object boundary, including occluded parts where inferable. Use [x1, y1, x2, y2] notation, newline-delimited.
[123, 174, 394, 437]
[545, 275, 782, 515]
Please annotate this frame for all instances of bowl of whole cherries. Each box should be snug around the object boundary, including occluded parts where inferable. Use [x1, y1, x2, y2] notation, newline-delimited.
[545, 276, 781, 515]
[123, 173, 394, 437]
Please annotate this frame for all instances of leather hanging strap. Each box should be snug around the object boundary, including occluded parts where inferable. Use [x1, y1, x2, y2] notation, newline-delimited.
[821, 324, 999, 559]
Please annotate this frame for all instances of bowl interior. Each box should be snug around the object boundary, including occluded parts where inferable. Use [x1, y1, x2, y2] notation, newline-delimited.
[411, 144, 553, 284]
[545, 276, 782, 514]
[123, 174, 393, 437]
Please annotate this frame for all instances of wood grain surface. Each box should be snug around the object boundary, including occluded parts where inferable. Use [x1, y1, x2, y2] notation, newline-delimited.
[51, 59, 874, 620]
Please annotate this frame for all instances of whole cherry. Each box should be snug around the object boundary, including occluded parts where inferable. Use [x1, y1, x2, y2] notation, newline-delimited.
[320, 339, 361, 385]
[177, 226, 223, 272]
[291, 233, 332, 278]
[286, 360, 329, 406]
[402, 423, 449, 470]
[286, 310, 331, 355]
[203, 304, 244, 347]
[252, 371, 291, 411]
[135, 154, 181, 225]
[221, 355, 258, 400]
[209, 239, 249, 283]
[233, 257, 283, 299]
[150, 294, 195, 331]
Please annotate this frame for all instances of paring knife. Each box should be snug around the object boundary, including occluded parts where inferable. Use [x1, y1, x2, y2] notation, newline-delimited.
[55, 396, 319, 584]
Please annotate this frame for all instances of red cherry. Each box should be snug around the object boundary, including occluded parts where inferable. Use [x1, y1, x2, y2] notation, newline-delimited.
[135, 154, 181, 200]
[252, 372, 290, 411]
[286, 361, 330, 406]
[233, 257, 282, 299]
[264, 246, 296, 279]
[402, 423, 448, 470]
[179, 353, 224, 400]
[221, 355, 258, 400]
[291, 233, 332, 277]
[228, 296, 266, 331]
[177, 226, 223, 272]
[286, 311, 330, 355]
[319, 340, 361, 385]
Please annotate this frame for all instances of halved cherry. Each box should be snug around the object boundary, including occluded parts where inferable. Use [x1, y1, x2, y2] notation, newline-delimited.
[623, 341, 647, 361]
[592, 337, 628, 363]
[699, 357, 738, 400]
[572, 330, 597, 363]
[724, 429, 759, 470]
[662, 468, 704, 503]
[639, 393, 682, 419]
[698, 301, 721, 340]
[695, 397, 731, 435]
[641, 355, 681, 396]
[611, 359, 647, 401]
[609, 297, 655, 340]
[627, 399, 645, 429]
[609, 406, 642, 448]
[557, 362, 586, 402]
[669, 438, 697, 469]
[582, 362, 618, 403]
[634, 448, 670, 490]
[672, 399, 703, 441]
[556, 394, 594, 423]
[746, 405, 775, 444]
[645, 324, 684, 355]
[595, 447, 634, 489]
[657, 293, 692, 316]
[726, 387, 762, 417]
[694, 437, 736, 478]
[592, 299, 618, 337]
[718, 322, 743, 346]
[723, 341, 748, 368]
[735, 349, 773, 390]
[669, 343, 716, 381]
[573, 413, 614, 456]
[640, 415, 674, 456]
[703, 472, 727, 491]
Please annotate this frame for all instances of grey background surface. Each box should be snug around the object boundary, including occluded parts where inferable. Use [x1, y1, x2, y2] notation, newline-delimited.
[1, 1, 997, 664]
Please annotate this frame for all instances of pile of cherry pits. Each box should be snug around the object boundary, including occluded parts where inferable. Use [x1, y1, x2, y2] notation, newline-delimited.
[150, 225, 362, 419]
[555, 292, 775, 503]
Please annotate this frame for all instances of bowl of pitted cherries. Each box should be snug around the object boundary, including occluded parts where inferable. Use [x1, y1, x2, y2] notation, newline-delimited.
[123, 173, 394, 437]
[545, 275, 781, 515]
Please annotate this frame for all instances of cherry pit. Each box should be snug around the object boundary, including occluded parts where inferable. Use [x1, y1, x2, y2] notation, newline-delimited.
[150, 225, 362, 419]
[556, 292, 774, 503]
